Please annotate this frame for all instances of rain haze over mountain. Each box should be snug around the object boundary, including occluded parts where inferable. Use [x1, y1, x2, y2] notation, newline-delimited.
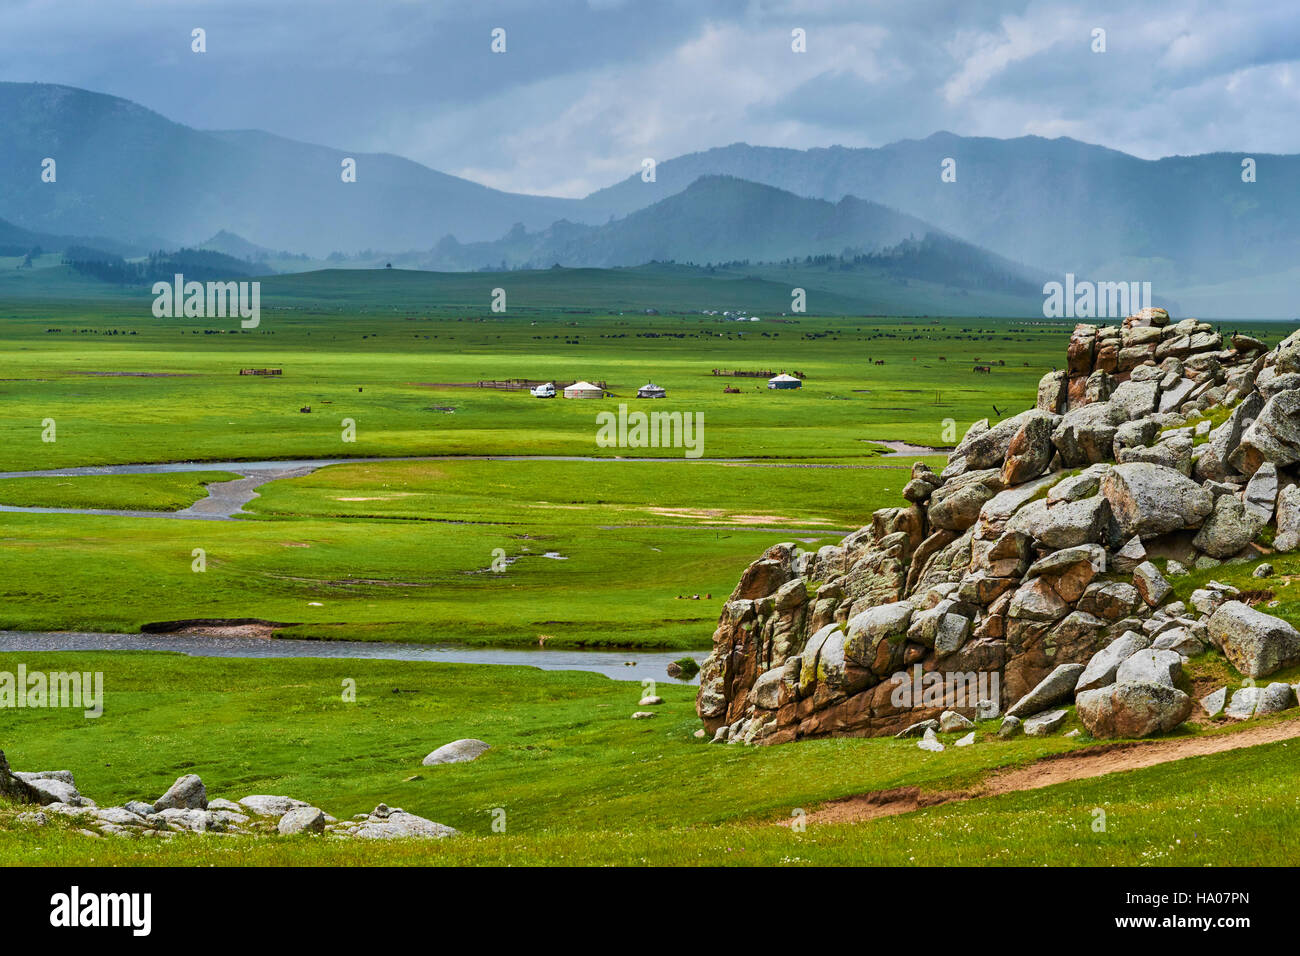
[0, 0, 1297, 314]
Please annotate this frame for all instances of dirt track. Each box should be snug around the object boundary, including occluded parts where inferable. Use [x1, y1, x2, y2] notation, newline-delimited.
[792, 717, 1300, 825]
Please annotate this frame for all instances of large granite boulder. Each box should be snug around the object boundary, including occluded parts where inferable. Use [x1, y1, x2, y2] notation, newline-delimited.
[1053, 402, 1129, 467]
[154, 774, 207, 812]
[1076, 681, 1193, 738]
[1230, 391, 1300, 475]
[1006, 663, 1086, 718]
[423, 739, 491, 766]
[1100, 462, 1213, 539]
[928, 469, 1004, 532]
[1076, 631, 1151, 693]
[1192, 494, 1266, 558]
[1277, 484, 1300, 552]
[1207, 602, 1300, 678]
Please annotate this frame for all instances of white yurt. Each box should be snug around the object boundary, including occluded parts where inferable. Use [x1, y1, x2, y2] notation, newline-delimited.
[563, 380, 604, 399]
[767, 373, 802, 390]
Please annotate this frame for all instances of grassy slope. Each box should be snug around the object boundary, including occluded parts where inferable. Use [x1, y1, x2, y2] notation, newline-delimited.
[1, 650, 1296, 866]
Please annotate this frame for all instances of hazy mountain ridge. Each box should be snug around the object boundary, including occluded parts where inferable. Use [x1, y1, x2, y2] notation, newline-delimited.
[0, 82, 611, 255]
[584, 134, 1300, 287]
[425, 175, 1013, 272]
[0, 81, 1295, 316]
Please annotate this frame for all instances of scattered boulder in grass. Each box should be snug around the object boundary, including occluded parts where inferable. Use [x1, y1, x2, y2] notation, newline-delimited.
[155, 808, 212, 833]
[153, 774, 206, 812]
[11, 771, 92, 808]
[277, 806, 326, 835]
[1253, 563, 1274, 579]
[631, 711, 657, 720]
[917, 728, 945, 752]
[1023, 709, 1068, 737]
[1207, 602, 1300, 679]
[1076, 681, 1194, 738]
[1255, 682, 1298, 717]
[895, 719, 939, 739]
[1200, 687, 1227, 718]
[954, 732, 976, 747]
[997, 715, 1023, 739]
[1225, 686, 1264, 720]
[939, 710, 974, 733]
[352, 804, 459, 840]
[977, 698, 1001, 720]
[1006, 663, 1087, 718]
[422, 738, 490, 766]
[638, 695, 664, 706]
[239, 795, 311, 818]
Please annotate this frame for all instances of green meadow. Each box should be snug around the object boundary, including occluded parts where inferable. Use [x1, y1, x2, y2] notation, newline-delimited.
[1, 651, 1296, 866]
[0, 293, 1079, 470]
[0, 280, 1295, 865]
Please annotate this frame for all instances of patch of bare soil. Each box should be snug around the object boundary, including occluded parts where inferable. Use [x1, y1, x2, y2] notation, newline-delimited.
[789, 718, 1300, 826]
[141, 618, 298, 639]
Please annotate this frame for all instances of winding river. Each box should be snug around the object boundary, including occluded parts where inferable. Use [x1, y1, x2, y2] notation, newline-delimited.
[0, 449, 944, 520]
[0, 449, 935, 674]
[0, 630, 701, 683]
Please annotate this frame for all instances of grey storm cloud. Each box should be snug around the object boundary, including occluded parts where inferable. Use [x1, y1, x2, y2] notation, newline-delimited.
[0, 0, 1296, 196]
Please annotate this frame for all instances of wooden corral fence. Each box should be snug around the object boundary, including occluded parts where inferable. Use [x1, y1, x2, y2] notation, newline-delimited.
[414, 379, 608, 391]
[239, 368, 282, 376]
[712, 369, 805, 379]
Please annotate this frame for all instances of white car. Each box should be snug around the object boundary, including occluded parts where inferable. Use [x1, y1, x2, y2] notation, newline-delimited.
[530, 382, 556, 398]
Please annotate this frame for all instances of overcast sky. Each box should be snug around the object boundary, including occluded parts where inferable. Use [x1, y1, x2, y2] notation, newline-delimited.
[2, 0, 1297, 197]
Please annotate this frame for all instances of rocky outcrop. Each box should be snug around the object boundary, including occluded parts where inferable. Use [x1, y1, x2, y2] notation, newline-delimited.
[4, 769, 459, 840]
[698, 314, 1300, 744]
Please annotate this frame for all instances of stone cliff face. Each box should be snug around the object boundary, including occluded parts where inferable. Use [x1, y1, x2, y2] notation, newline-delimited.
[697, 309, 1300, 745]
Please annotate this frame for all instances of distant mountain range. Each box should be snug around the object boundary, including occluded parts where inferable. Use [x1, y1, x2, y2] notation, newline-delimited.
[425, 176, 988, 270]
[0, 81, 1295, 317]
[585, 135, 1300, 290]
[0, 83, 608, 255]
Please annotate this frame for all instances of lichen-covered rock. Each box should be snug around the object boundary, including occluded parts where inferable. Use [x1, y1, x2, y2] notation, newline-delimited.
[1207, 601, 1300, 679]
[1192, 495, 1266, 559]
[1230, 390, 1300, 475]
[153, 774, 206, 812]
[1076, 681, 1193, 738]
[1115, 648, 1183, 688]
[1006, 663, 1086, 718]
[1076, 630, 1151, 693]
[1100, 462, 1213, 539]
[1023, 709, 1067, 737]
